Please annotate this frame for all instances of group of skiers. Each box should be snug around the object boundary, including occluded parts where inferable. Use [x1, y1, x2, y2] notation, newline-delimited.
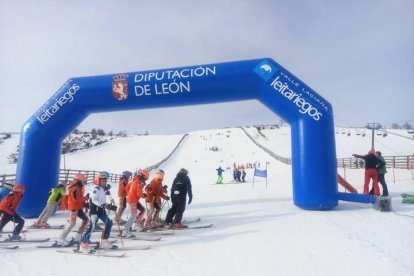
[215, 164, 247, 184]
[0, 168, 193, 253]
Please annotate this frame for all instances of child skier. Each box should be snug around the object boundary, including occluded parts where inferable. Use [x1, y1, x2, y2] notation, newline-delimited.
[33, 181, 66, 228]
[0, 184, 26, 240]
[58, 174, 89, 246]
[114, 170, 132, 224]
[80, 172, 117, 252]
[122, 169, 149, 237]
[216, 166, 224, 184]
[144, 170, 170, 230]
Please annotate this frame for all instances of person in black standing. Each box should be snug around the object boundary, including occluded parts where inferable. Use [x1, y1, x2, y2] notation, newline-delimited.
[369, 151, 389, 196]
[353, 148, 383, 196]
[241, 170, 246, 182]
[165, 168, 193, 229]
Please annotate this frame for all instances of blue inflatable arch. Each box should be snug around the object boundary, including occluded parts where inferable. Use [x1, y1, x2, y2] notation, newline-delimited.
[15, 58, 338, 217]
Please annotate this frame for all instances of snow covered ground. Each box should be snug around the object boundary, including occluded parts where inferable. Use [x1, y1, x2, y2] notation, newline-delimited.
[0, 134, 19, 174]
[1, 127, 414, 276]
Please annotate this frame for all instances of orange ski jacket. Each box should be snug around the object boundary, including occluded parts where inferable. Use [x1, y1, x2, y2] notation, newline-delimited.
[126, 176, 145, 204]
[0, 192, 23, 215]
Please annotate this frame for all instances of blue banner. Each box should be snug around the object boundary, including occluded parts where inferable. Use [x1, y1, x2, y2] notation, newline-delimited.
[254, 168, 267, 178]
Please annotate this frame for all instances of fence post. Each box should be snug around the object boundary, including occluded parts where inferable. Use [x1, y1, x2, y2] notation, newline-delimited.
[407, 156, 409, 170]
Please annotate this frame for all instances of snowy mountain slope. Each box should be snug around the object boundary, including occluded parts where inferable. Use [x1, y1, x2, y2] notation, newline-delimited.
[243, 126, 414, 158]
[0, 127, 413, 276]
[60, 134, 184, 173]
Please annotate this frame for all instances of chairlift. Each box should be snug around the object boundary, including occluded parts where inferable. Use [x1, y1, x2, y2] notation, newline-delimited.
[408, 129, 414, 134]
[376, 129, 382, 136]
[382, 129, 388, 137]
[347, 130, 351, 136]
[356, 128, 361, 135]
[341, 128, 346, 134]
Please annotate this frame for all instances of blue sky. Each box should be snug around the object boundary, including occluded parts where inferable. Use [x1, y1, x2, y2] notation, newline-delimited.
[0, 0, 413, 134]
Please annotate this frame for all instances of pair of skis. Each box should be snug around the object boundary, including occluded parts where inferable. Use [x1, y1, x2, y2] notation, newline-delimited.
[0, 244, 19, 249]
[166, 218, 213, 229]
[0, 238, 51, 249]
[56, 244, 151, 258]
[27, 224, 65, 230]
[112, 232, 162, 241]
[0, 238, 51, 243]
[173, 223, 213, 230]
[0, 224, 65, 235]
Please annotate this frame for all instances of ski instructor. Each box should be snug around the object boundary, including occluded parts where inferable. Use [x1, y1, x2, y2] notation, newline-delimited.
[165, 168, 193, 229]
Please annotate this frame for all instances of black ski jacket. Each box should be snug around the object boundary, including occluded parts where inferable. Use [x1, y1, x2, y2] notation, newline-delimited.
[171, 172, 193, 203]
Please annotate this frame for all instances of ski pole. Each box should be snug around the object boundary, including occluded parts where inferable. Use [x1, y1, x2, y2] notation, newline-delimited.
[109, 195, 124, 248]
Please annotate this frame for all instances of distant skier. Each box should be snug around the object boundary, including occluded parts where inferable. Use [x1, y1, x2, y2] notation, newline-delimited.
[216, 166, 224, 184]
[144, 170, 170, 230]
[233, 167, 238, 182]
[241, 170, 246, 182]
[114, 170, 132, 224]
[165, 168, 193, 229]
[80, 172, 117, 252]
[236, 169, 242, 182]
[58, 174, 89, 246]
[33, 181, 67, 228]
[0, 184, 25, 240]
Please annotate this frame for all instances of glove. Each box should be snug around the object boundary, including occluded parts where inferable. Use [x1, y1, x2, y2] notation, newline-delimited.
[105, 184, 111, 191]
[84, 202, 90, 209]
[106, 190, 111, 195]
[165, 196, 170, 201]
[188, 196, 192, 205]
[105, 203, 117, 212]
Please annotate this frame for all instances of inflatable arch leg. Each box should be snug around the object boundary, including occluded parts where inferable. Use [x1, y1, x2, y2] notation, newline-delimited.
[16, 58, 338, 217]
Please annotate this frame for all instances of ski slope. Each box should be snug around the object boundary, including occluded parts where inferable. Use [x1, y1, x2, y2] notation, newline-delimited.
[243, 126, 414, 158]
[0, 127, 414, 276]
[0, 134, 19, 174]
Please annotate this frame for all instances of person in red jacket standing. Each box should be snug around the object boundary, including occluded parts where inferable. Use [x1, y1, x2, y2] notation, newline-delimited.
[0, 184, 25, 240]
[58, 174, 89, 246]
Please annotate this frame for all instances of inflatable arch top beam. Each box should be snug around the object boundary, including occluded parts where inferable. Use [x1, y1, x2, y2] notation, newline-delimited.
[15, 58, 338, 217]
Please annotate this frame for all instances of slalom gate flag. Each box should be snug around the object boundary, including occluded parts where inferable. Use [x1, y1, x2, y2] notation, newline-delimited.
[254, 168, 267, 178]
